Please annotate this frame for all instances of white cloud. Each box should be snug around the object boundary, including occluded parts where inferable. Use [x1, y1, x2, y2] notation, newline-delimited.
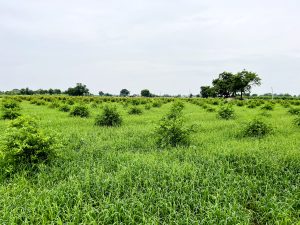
[0, 0, 299, 95]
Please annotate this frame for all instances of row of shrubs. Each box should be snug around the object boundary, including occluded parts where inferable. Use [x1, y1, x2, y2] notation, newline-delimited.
[1, 100, 299, 173]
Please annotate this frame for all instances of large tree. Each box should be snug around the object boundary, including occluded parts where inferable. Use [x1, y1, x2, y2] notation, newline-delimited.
[212, 72, 235, 98]
[141, 89, 151, 97]
[66, 83, 89, 96]
[200, 86, 217, 98]
[232, 70, 261, 99]
[120, 89, 130, 97]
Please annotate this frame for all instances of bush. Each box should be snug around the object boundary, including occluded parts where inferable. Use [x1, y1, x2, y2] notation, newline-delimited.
[206, 107, 215, 112]
[217, 105, 235, 120]
[144, 104, 152, 110]
[242, 118, 273, 138]
[2, 100, 20, 110]
[260, 110, 272, 117]
[261, 104, 273, 111]
[90, 102, 99, 108]
[128, 106, 143, 115]
[155, 102, 195, 148]
[1, 109, 21, 120]
[236, 101, 245, 107]
[288, 107, 300, 115]
[1, 116, 56, 165]
[293, 116, 300, 127]
[152, 101, 162, 108]
[95, 105, 122, 127]
[59, 104, 71, 112]
[170, 101, 184, 113]
[247, 102, 257, 109]
[69, 105, 90, 118]
[1, 100, 21, 120]
[48, 101, 60, 109]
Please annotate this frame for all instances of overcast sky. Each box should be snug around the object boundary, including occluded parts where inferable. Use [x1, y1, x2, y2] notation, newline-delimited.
[0, 0, 299, 95]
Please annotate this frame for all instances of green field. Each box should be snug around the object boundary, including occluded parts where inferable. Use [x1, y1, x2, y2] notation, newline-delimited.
[0, 97, 300, 224]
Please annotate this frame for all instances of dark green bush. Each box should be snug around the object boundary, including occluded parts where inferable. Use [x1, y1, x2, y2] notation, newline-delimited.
[217, 105, 235, 120]
[1, 116, 56, 165]
[288, 107, 300, 115]
[1, 100, 21, 120]
[242, 118, 273, 138]
[206, 107, 215, 112]
[95, 105, 122, 127]
[236, 101, 245, 107]
[293, 116, 300, 127]
[128, 106, 143, 115]
[155, 102, 195, 148]
[152, 101, 162, 108]
[70, 105, 90, 118]
[59, 104, 71, 112]
[247, 102, 257, 109]
[1, 109, 21, 120]
[261, 104, 273, 111]
[2, 100, 20, 110]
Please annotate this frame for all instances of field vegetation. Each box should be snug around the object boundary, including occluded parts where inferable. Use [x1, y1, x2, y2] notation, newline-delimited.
[0, 95, 299, 224]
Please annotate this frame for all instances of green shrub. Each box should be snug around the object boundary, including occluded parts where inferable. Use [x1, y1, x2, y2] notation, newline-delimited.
[48, 101, 60, 109]
[152, 101, 162, 108]
[217, 105, 235, 120]
[261, 104, 273, 111]
[293, 116, 300, 127]
[59, 104, 71, 112]
[236, 101, 245, 107]
[1, 116, 56, 165]
[1, 109, 21, 120]
[260, 110, 272, 117]
[206, 107, 215, 112]
[128, 106, 143, 115]
[247, 102, 257, 109]
[1, 100, 21, 120]
[242, 118, 273, 138]
[70, 105, 90, 118]
[288, 107, 300, 115]
[95, 105, 122, 127]
[144, 104, 152, 110]
[90, 102, 99, 108]
[2, 100, 20, 110]
[155, 102, 195, 148]
[170, 101, 184, 113]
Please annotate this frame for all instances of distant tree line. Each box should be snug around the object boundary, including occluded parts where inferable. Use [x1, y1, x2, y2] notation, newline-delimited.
[1, 78, 299, 98]
[200, 70, 261, 99]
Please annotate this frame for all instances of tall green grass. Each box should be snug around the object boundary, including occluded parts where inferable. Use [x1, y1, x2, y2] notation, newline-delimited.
[0, 99, 299, 224]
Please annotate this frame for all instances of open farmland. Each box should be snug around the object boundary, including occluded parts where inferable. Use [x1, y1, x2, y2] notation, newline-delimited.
[0, 96, 300, 224]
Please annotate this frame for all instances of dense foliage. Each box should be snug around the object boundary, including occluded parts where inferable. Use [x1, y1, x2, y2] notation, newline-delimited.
[155, 102, 195, 148]
[1, 100, 21, 120]
[242, 118, 273, 137]
[95, 105, 122, 127]
[69, 105, 90, 118]
[201, 70, 261, 99]
[217, 105, 235, 120]
[0, 95, 299, 224]
[1, 116, 56, 165]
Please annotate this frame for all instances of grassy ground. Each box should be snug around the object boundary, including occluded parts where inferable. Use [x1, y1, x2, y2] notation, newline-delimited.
[0, 100, 299, 224]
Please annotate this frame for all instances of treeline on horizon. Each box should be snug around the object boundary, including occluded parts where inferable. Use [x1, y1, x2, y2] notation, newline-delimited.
[1, 70, 299, 99]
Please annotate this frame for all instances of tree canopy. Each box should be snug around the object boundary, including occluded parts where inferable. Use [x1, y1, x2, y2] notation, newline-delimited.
[201, 70, 261, 99]
[66, 83, 89, 96]
[120, 89, 130, 97]
[141, 89, 151, 97]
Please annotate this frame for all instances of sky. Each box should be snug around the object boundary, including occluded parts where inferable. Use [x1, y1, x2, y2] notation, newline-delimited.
[0, 0, 299, 95]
